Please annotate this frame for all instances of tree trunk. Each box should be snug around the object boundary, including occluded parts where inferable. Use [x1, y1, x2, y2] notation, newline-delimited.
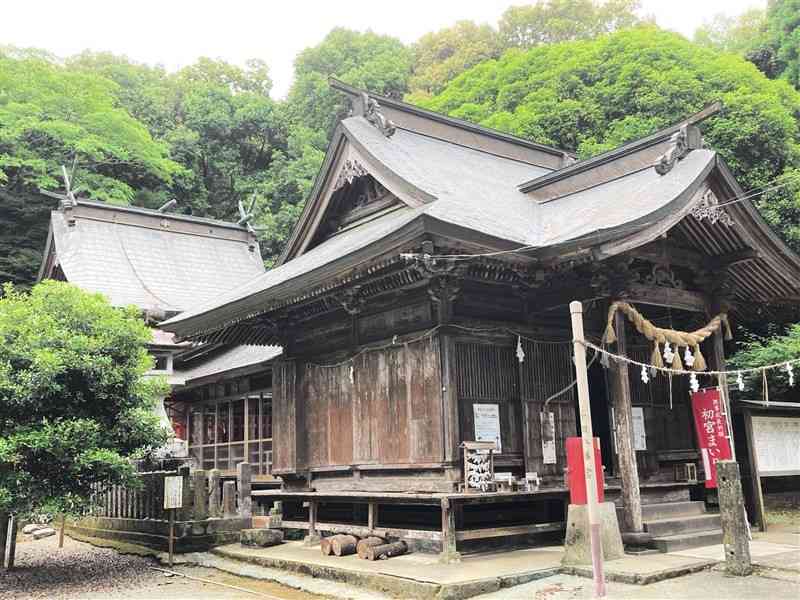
[331, 534, 358, 556]
[365, 541, 407, 561]
[356, 536, 385, 559]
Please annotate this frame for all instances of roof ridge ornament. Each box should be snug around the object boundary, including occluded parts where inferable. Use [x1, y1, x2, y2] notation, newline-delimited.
[356, 92, 396, 138]
[654, 123, 704, 175]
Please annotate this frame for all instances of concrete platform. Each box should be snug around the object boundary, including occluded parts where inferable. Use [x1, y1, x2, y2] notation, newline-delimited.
[210, 540, 720, 598]
[213, 541, 564, 599]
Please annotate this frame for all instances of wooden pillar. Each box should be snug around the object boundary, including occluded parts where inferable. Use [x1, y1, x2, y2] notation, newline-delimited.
[439, 498, 461, 563]
[237, 462, 252, 519]
[609, 308, 643, 533]
[304, 500, 320, 545]
[712, 328, 737, 460]
[208, 469, 222, 518]
[743, 411, 767, 532]
[0, 514, 7, 569]
[4, 516, 16, 570]
[717, 460, 752, 575]
[192, 470, 208, 520]
[368, 502, 378, 532]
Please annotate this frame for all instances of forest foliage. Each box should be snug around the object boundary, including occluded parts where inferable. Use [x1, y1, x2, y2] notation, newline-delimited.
[0, 0, 798, 282]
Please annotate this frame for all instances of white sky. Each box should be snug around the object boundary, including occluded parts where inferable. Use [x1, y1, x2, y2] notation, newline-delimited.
[1, 0, 766, 98]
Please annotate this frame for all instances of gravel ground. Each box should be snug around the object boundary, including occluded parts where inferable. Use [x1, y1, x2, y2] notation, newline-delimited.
[0, 534, 325, 599]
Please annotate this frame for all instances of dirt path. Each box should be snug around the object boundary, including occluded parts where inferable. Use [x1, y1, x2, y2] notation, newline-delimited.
[0, 534, 326, 599]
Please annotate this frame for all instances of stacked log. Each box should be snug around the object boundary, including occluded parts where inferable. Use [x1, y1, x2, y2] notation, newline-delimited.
[331, 534, 359, 556]
[320, 536, 333, 556]
[364, 541, 407, 561]
[356, 536, 385, 559]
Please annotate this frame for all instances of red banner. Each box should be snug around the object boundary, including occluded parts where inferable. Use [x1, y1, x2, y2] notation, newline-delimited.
[691, 387, 732, 488]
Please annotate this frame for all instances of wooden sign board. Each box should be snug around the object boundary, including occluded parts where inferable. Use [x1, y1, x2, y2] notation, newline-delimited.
[473, 403, 501, 452]
[164, 476, 183, 509]
[751, 416, 800, 476]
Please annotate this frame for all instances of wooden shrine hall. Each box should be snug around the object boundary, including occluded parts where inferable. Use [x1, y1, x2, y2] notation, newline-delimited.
[162, 80, 800, 556]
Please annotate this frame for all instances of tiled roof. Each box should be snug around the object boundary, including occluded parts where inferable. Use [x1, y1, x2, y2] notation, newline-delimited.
[43, 200, 265, 314]
[175, 344, 282, 385]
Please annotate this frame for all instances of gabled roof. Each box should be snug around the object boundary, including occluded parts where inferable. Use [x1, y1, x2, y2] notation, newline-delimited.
[38, 198, 266, 316]
[159, 85, 800, 343]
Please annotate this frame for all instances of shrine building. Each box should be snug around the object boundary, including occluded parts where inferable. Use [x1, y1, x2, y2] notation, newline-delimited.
[158, 80, 800, 556]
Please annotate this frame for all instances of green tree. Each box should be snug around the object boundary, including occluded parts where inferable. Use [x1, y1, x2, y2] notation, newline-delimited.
[420, 26, 800, 249]
[407, 21, 502, 99]
[762, 0, 800, 88]
[0, 189, 51, 288]
[0, 53, 181, 204]
[498, 0, 642, 49]
[694, 9, 768, 55]
[729, 323, 800, 402]
[286, 28, 413, 137]
[0, 281, 167, 516]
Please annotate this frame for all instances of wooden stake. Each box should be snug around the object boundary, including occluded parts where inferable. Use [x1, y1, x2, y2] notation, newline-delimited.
[59, 513, 65, 549]
[717, 460, 752, 575]
[570, 301, 606, 599]
[168, 508, 175, 568]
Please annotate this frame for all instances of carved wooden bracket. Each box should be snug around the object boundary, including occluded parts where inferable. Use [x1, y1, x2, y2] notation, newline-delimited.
[354, 92, 396, 137]
[654, 124, 703, 175]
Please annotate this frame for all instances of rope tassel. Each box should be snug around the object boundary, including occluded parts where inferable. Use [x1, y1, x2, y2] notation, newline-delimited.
[693, 345, 707, 371]
[671, 351, 683, 371]
[651, 342, 664, 369]
[604, 319, 617, 344]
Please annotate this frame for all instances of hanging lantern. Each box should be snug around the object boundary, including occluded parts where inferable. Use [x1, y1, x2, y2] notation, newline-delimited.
[787, 362, 795, 388]
[689, 372, 700, 393]
[640, 364, 649, 384]
[516, 336, 525, 364]
[683, 345, 695, 368]
[663, 341, 675, 364]
[737, 371, 745, 392]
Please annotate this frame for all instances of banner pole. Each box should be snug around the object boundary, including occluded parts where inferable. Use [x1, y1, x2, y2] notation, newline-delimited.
[570, 301, 606, 599]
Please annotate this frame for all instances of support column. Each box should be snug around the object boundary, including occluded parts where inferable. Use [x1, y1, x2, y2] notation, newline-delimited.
[712, 327, 737, 460]
[368, 502, 378, 532]
[609, 308, 643, 533]
[439, 498, 461, 564]
[304, 500, 320, 546]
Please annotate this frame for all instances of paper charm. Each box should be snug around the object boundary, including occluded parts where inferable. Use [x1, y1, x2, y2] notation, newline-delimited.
[663, 341, 675, 364]
[689, 371, 700, 393]
[737, 371, 745, 392]
[640, 364, 649, 384]
[349, 364, 354, 384]
[683, 345, 695, 368]
[600, 350, 610, 369]
[516, 336, 525, 363]
[787, 362, 795, 387]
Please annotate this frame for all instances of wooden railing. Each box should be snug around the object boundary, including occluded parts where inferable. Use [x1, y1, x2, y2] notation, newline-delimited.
[88, 463, 254, 521]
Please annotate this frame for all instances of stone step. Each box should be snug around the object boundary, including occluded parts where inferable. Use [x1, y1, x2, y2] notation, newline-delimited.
[644, 513, 721, 537]
[651, 529, 723, 553]
[641, 501, 706, 521]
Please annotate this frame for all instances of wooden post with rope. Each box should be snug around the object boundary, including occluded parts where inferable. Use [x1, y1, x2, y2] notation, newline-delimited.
[609, 307, 644, 535]
[570, 301, 606, 599]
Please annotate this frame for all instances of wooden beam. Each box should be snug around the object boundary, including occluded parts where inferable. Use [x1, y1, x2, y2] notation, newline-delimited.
[623, 284, 708, 312]
[456, 521, 564, 541]
[609, 308, 644, 533]
[709, 249, 759, 270]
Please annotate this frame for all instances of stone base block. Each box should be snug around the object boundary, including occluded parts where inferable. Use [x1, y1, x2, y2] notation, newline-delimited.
[32, 528, 56, 539]
[562, 502, 625, 566]
[241, 528, 284, 548]
[438, 549, 462, 564]
[303, 533, 321, 547]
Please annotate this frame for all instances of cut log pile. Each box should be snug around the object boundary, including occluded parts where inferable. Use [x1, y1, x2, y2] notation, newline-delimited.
[319, 534, 408, 560]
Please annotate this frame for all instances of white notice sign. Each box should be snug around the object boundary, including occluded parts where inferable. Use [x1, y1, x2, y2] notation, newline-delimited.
[473, 403, 502, 452]
[163, 476, 183, 509]
[632, 406, 647, 451]
[752, 416, 800, 476]
[541, 411, 557, 464]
